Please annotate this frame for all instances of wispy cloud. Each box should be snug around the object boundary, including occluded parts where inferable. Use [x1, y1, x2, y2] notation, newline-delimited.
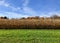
[48, 11, 60, 16]
[0, 0, 21, 12]
[0, 0, 26, 18]
[39, 11, 60, 17]
[0, 12, 29, 18]
[9, 6, 21, 11]
[22, 0, 39, 16]
[23, 7, 39, 16]
[0, 0, 38, 18]
[1, 0, 59, 18]
[22, 0, 29, 7]
[0, 0, 9, 7]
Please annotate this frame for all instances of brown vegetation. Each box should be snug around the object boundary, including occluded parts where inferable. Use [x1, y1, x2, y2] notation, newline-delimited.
[0, 15, 60, 29]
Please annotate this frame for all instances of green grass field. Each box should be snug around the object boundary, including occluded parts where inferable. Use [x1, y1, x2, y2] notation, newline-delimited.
[0, 29, 60, 43]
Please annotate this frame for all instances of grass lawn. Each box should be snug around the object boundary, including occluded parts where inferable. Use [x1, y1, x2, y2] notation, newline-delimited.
[0, 29, 60, 43]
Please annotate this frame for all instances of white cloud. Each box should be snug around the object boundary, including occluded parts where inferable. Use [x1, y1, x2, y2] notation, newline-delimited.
[0, 0, 38, 17]
[4, 4, 9, 7]
[21, 0, 39, 16]
[23, 7, 38, 16]
[22, 0, 29, 7]
[0, 12, 29, 18]
[0, 0, 5, 5]
[0, 0, 9, 7]
[0, 0, 39, 18]
[1, 0, 55, 18]
[0, 0, 21, 12]
[9, 6, 21, 11]
[39, 11, 60, 17]
[48, 12, 60, 16]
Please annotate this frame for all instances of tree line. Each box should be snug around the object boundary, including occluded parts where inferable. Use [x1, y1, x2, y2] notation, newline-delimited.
[0, 14, 60, 19]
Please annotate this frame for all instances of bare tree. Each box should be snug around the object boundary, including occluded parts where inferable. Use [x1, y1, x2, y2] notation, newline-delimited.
[20, 17, 26, 19]
[50, 14, 59, 19]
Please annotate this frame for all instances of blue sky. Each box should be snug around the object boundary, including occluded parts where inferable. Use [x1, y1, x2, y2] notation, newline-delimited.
[0, 0, 60, 18]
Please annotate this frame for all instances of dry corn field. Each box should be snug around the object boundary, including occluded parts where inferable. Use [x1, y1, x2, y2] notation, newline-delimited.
[0, 18, 60, 29]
